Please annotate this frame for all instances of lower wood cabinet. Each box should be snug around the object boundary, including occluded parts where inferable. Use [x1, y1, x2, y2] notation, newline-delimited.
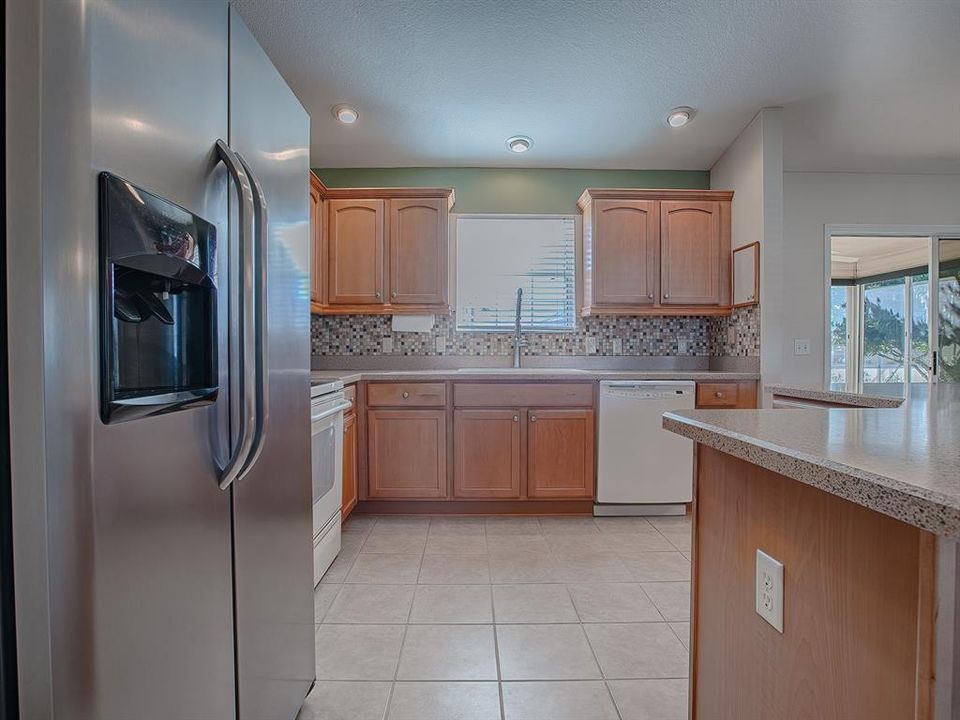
[527, 409, 595, 498]
[367, 409, 447, 498]
[453, 409, 522, 499]
[341, 409, 358, 520]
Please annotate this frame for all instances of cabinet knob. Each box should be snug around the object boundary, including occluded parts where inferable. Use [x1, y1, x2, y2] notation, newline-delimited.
[375, 291, 382, 299]
[392, 291, 397, 299]
[513, 415, 519, 422]
[530, 415, 537, 422]
[647, 292, 654, 299]
[715, 391, 724, 398]
[664, 293, 670, 299]
[402, 391, 410, 399]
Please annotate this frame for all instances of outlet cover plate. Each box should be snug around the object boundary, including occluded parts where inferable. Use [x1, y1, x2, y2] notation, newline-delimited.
[756, 549, 784, 633]
[585, 336, 598, 354]
[794, 338, 811, 356]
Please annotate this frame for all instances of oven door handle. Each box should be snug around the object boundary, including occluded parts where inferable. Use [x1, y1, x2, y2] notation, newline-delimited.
[235, 151, 269, 479]
[216, 139, 257, 491]
[311, 400, 353, 424]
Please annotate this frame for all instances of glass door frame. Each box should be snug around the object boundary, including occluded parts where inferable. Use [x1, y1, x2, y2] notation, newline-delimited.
[823, 224, 960, 391]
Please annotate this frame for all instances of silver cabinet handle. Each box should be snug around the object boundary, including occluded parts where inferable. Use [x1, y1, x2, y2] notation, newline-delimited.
[530, 415, 537, 422]
[715, 391, 724, 398]
[236, 151, 270, 480]
[513, 415, 519, 422]
[664, 293, 670, 299]
[216, 139, 257, 491]
[647, 292, 654, 299]
[402, 391, 410, 399]
[391, 291, 398, 299]
[376, 291, 382, 299]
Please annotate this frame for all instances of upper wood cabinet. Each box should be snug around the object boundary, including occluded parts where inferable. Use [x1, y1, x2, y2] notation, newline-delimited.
[578, 189, 733, 316]
[309, 173, 325, 306]
[389, 198, 447, 305]
[661, 200, 721, 306]
[588, 200, 659, 307]
[310, 185, 454, 314]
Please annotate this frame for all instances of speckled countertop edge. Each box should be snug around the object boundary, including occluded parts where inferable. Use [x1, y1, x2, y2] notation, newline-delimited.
[312, 369, 760, 384]
[765, 384, 904, 408]
[662, 412, 960, 538]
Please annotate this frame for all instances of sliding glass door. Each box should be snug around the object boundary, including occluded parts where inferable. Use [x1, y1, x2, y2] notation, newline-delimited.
[828, 235, 960, 393]
[935, 239, 960, 383]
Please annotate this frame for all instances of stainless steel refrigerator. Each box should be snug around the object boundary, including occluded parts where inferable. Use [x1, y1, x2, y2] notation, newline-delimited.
[5, 1, 314, 718]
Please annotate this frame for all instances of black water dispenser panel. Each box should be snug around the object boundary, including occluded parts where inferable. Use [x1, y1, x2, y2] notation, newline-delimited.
[99, 172, 218, 423]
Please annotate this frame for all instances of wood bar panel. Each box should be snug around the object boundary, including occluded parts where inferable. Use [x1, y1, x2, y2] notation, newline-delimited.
[692, 445, 935, 720]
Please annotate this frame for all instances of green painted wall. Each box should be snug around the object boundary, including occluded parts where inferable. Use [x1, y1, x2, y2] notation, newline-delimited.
[312, 167, 709, 214]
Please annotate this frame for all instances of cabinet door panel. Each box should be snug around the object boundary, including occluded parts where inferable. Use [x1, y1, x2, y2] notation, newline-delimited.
[592, 200, 659, 305]
[454, 410, 521, 499]
[660, 201, 721, 305]
[527, 409, 595, 499]
[367, 410, 447, 498]
[309, 175, 324, 305]
[342, 412, 358, 519]
[327, 199, 384, 304]
[389, 198, 447, 305]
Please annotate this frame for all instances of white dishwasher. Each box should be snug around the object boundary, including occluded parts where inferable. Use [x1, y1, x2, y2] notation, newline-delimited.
[595, 381, 695, 516]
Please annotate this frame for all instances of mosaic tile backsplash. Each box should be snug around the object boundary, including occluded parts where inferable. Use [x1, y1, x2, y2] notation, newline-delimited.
[311, 305, 760, 358]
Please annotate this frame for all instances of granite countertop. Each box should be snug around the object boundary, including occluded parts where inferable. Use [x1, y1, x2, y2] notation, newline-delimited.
[310, 368, 760, 385]
[663, 385, 960, 538]
[766, 383, 904, 408]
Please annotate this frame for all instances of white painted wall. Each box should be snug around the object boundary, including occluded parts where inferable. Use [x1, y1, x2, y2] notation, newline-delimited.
[710, 108, 783, 399]
[781, 172, 960, 386]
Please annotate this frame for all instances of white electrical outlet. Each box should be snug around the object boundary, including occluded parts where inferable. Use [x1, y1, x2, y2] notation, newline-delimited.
[585, 336, 598, 354]
[794, 338, 811, 356]
[756, 549, 784, 633]
[612, 338, 623, 355]
[677, 338, 688, 354]
[381, 337, 394, 354]
[435, 336, 445, 355]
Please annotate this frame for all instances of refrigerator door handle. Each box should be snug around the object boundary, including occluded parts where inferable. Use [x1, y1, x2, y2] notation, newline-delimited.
[216, 139, 258, 490]
[236, 152, 269, 477]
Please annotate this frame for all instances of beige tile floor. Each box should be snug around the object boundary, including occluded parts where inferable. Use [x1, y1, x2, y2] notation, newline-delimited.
[300, 514, 691, 720]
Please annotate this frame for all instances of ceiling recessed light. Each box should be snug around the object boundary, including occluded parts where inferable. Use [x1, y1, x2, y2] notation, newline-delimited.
[506, 135, 533, 153]
[666, 107, 695, 128]
[332, 104, 359, 124]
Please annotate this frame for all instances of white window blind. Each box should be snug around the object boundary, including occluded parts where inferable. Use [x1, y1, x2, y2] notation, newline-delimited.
[456, 215, 577, 331]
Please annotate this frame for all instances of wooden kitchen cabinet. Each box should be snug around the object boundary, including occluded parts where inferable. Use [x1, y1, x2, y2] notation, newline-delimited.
[527, 408, 595, 499]
[341, 408, 358, 520]
[578, 189, 733, 316]
[309, 173, 325, 307]
[367, 409, 447, 498]
[453, 409, 522, 499]
[389, 197, 447, 305]
[327, 199, 385, 305]
[660, 200, 722, 306]
[312, 187, 454, 315]
[586, 199, 659, 308]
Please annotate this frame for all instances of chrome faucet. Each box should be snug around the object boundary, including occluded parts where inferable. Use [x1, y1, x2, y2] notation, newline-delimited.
[513, 287, 527, 369]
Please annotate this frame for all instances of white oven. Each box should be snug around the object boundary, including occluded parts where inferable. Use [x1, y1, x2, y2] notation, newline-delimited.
[311, 380, 351, 586]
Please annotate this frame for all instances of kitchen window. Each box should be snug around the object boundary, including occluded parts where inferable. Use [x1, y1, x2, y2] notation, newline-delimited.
[455, 214, 577, 331]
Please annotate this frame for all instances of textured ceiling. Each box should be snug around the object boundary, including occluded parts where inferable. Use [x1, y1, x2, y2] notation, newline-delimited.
[233, 0, 960, 172]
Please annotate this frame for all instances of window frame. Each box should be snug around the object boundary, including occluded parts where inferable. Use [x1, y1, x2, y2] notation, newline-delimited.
[452, 213, 581, 333]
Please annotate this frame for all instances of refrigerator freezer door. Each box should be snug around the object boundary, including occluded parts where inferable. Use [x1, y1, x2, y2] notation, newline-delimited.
[62, 1, 235, 718]
[228, 9, 315, 719]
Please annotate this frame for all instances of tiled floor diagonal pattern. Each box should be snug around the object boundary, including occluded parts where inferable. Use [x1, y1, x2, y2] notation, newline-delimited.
[300, 514, 692, 720]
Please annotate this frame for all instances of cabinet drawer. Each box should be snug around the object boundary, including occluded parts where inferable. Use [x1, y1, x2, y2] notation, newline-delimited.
[696, 382, 741, 408]
[367, 382, 446, 407]
[454, 383, 594, 408]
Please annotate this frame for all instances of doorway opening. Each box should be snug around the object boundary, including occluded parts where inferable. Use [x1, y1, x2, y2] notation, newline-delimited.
[826, 229, 960, 395]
